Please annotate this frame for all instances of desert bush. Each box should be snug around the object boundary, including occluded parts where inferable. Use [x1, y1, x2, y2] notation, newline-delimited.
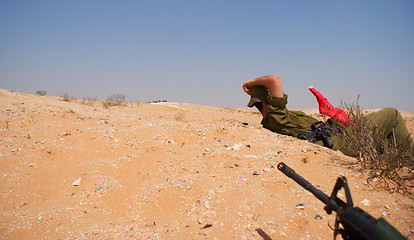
[82, 97, 97, 106]
[36, 90, 47, 96]
[103, 94, 126, 108]
[103, 101, 111, 109]
[340, 97, 413, 192]
[61, 92, 74, 102]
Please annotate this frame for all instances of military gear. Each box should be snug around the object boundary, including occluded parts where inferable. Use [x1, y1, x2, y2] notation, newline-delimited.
[300, 120, 338, 148]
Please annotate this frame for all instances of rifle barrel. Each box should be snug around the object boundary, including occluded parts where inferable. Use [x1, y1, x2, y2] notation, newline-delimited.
[277, 162, 339, 212]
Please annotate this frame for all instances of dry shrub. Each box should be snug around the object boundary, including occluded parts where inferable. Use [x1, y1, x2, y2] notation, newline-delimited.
[340, 97, 414, 193]
[81, 97, 97, 106]
[61, 92, 74, 102]
[103, 94, 126, 108]
[36, 90, 47, 96]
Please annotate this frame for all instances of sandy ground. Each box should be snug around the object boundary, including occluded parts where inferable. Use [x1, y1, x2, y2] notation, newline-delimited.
[0, 89, 413, 239]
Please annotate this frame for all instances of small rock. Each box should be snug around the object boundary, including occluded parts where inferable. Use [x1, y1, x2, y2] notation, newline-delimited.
[224, 145, 232, 150]
[278, 230, 286, 237]
[360, 199, 370, 206]
[296, 203, 305, 209]
[232, 143, 243, 151]
[202, 223, 213, 229]
[72, 177, 81, 186]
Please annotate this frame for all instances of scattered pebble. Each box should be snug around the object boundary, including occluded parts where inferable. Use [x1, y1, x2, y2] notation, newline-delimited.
[296, 203, 305, 209]
[72, 177, 81, 186]
[278, 230, 286, 237]
[202, 223, 213, 229]
[231, 143, 243, 151]
[360, 199, 370, 206]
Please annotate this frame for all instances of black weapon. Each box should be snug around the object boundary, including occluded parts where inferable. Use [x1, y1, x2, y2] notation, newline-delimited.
[300, 120, 337, 148]
[277, 162, 406, 240]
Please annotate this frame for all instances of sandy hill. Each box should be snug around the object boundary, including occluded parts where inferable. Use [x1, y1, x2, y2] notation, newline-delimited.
[0, 89, 413, 239]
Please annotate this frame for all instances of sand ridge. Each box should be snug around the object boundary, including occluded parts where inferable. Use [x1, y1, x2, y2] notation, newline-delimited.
[0, 89, 413, 239]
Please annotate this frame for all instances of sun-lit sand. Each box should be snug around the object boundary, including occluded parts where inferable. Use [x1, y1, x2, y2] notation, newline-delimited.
[1, 89, 413, 239]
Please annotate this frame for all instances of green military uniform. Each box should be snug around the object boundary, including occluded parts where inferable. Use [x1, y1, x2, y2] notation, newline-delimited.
[330, 108, 414, 157]
[249, 91, 318, 137]
[248, 87, 414, 157]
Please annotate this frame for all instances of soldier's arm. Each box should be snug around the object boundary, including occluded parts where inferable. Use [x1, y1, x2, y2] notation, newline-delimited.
[242, 74, 284, 98]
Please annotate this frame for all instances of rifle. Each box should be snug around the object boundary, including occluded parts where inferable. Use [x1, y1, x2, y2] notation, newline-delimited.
[277, 162, 406, 240]
[300, 120, 336, 148]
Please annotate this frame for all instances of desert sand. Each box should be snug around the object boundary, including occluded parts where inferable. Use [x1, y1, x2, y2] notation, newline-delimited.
[0, 88, 413, 239]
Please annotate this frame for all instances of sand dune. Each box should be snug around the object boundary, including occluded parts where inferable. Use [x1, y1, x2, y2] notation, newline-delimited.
[0, 89, 413, 239]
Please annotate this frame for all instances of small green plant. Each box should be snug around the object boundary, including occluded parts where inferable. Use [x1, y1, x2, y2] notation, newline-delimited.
[339, 97, 413, 192]
[36, 90, 47, 96]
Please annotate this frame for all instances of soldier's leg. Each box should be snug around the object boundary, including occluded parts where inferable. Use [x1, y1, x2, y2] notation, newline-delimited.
[366, 108, 414, 154]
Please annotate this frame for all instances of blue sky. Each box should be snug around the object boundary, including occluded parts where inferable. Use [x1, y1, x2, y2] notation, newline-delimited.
[1, 1, 413, 110]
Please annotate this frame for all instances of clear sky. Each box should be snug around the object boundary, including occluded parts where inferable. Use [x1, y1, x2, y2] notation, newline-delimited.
[1, 1, 413, 110]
